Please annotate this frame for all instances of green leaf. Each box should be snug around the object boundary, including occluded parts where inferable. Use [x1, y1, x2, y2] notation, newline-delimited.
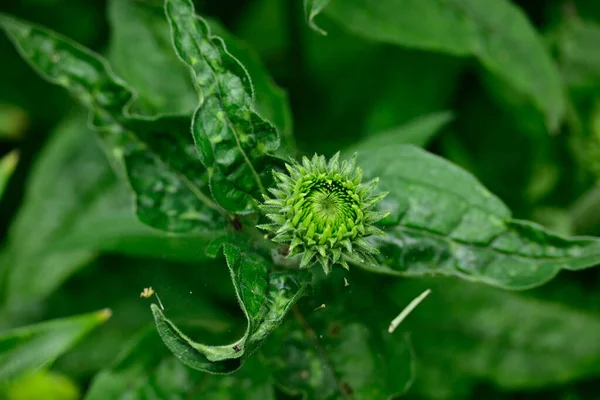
[2, 370, 80, 400]
[261, 272, 414, 400]
[84, 328, 188, 400]
[359, 52, 461, 136]
[0, 13, 223, 234]
[0, 150, 18, 200]
[390, 278, 600, 392]
[164, 0, 280, 213]
[46, 254, 235, 382]
[151, 243, 309, 374]
[299, 17, 462, 154]
[304, 0, 331, 35]
[0, 113, 222, 310]
[266, 321, 412, 400]
[0, 105, 27, 138]
[208, 20, 294, 154]
[556, 19, 600, 90]
[86, 328, 276, 400]
[0, 309, 111, 380]
[107, 0, 197, 116]
[317, 0, 565, 132]
[346, 111, 453, 153]
[357, 144, 600, 289]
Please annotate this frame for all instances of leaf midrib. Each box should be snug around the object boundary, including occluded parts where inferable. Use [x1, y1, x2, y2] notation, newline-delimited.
[387, 224, 600, 263]
[189, 15, 266, 196]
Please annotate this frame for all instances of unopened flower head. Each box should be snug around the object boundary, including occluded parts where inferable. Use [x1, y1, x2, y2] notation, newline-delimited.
[259, 153, 388, 274]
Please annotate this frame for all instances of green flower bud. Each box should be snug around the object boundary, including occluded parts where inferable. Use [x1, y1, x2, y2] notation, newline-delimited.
[258, 153, 388, 274]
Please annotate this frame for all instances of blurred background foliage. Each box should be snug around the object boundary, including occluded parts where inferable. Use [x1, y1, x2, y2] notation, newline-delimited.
[1, 0, 600, 399]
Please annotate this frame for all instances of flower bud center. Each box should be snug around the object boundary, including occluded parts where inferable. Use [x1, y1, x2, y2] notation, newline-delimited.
[305, 180, 357, 233]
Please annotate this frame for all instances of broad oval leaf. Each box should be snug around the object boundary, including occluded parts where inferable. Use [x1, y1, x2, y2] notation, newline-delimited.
[314, 0, 565, 132]
[151, 243, 310, 373]
[356, 144, 600, 289]
[0, 309, 111, 380]
[0, 13, 222, 233]
[165, 0, 280, 213]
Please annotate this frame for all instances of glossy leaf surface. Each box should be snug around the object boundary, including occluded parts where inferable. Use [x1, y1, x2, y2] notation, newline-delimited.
[165, 0, 280, 213]
[358, 144, 600, 289]
[0, 13, 222, 233]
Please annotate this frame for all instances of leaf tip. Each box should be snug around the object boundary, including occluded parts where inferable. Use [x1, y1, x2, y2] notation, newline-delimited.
[98, 308, 113, 322]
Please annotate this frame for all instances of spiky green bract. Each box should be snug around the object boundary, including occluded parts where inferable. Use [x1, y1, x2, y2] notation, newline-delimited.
[258, 153, 388, 274]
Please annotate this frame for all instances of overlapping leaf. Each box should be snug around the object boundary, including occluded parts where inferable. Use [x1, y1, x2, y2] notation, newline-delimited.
[0, 13, 222, 234]
[164, 0, 281, 213]
[310, 0, 565, 131]
[356, 144, 600, 289]
[152, 243, 309, 373]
